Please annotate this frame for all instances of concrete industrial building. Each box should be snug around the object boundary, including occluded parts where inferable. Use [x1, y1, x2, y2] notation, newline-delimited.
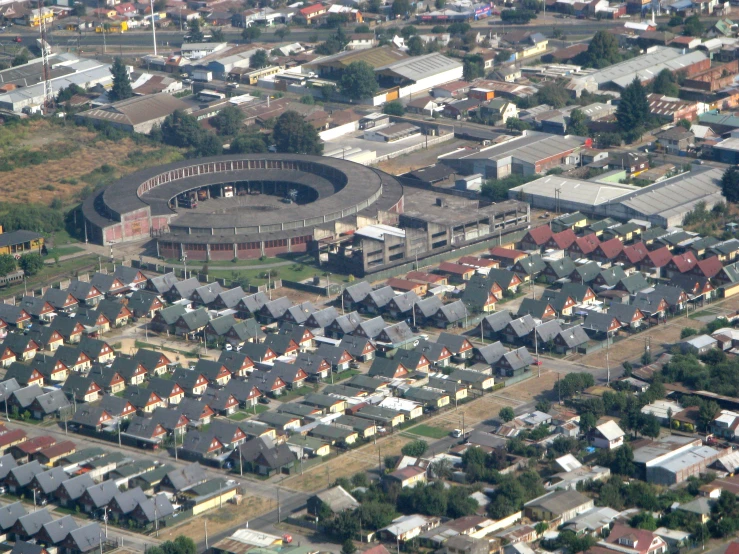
[76, 94, 191, 134]
[439, 132, 589, 179]
[508, 167, 724, 227]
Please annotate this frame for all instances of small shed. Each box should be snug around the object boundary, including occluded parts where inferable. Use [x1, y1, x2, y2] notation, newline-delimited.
[455, 174, 483, 191]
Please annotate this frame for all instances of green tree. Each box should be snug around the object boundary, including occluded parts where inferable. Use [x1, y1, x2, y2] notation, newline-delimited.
[193, 132, 223, 157]
[536, 83, 569, 108]
[681, 327, 699, 339]
[383, 101, 405, 116]
[568, 109, 588, 136]
[639, 413, 661, 438]
[579, 412, 597, 436]
[211, 105, 244, 136]
[407, 35, 425, 56]
[500, 9, 535, 23]
[721, 166, 739, 203]
[535, 522, 548, 536]
[72, 3, 86, 15]
[187, 18, 204, 42]
[339, 61, 378, 100]
[272, 110, 323, 155]
[581, 30, 620, 68]
[506, 117, 531, 132]
[19, 253, 43, 277]
[612, 444, 635, 476]
[250, 49, 269, 69]
[447, 22, 471, 34]
[499, 406, 515, 422]
[0, 254, 16, 277]
[652, 68, 679, 96]
[402, 439, 428, 457]
[109, 57, 133, 102]
[354, 24, 370, 33]
[56, 84, 85, 104]
[160, 110, 204, 148]
[341, 540, 356, 554]
[242, 25, 261, 43]
[391, 0, 410, 17]
[683, 14, 703, 36]
[616, 78, 650, 141]
[463, 54, 484, 82]
[699, 400, 720, 432]
[400, 25, 417, 39]
[12, 51, 29, 67]
[211, 27, 226, 42]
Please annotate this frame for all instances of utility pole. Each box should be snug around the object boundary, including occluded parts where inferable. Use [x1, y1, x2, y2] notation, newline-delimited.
[117, 419, 121, 447]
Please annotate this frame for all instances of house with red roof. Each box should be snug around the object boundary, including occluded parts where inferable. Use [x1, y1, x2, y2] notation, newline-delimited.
[406, 271, 448, 286]
[567, 234, 600, 259]
[591, 238, 624, 264]
[600, 523, 668, 554]
[489, 246, 528, 265]
[617, 242, 649, 267]
[638, 246, 674, 276]
[520, 226, 553, 252]
[665, 252, 698, 278]
[544, 229, 577, 251]
[298, 3, 326, 22]
[438, 262, 476, 283]
[690, 256, 723, 279]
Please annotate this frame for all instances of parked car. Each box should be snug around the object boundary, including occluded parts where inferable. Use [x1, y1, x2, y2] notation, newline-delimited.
[451, 429, 462, 438]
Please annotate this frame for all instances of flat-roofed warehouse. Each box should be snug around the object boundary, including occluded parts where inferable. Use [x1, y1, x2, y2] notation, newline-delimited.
[76, 94, 191, 134]
[374, 53, 464, 98]
[570, 46, 708, 91]
[509, 167, 724, 228]
[439, 132, 588, 179]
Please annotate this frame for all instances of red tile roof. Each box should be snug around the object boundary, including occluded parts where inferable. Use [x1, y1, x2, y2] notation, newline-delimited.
[696, 256, 723, 278]
[299, 3, 325, 15]
[670, 252, 698, 273]
[0, 428, 25, 448]
[548, 229, 577, 249]
[406, 271, 446, 284]
[622, 242, 649, 264]
[573, 234, 600, 255]
[596, 237, 624, 259]
[646, 246, 672, 267]
[606, 523, 665, 554]
[458, 256, 497, 268]
[387, 278, 423, 292]
[439, 262, 475, 275]
[524, 225, 553, 246]
[490, 246, 527, 260]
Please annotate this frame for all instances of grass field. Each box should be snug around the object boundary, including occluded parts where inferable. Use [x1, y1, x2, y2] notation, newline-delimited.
[407, 424, 449, 439]
[209, 263, 352, 287]
[0, 120, 182, 205]
[0, 255, 105, 298]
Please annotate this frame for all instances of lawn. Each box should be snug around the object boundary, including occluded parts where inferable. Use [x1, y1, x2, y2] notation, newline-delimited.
[331, 369, 361, 382]
[163, 255, 287, 267]
[44, 245, 84, 259]
[209, 262, 352, 288]
[0, 254, 104, 298]
[228, 405, 268, 420]
[276, 385, 316, 402]
[407, 424, 450, 439]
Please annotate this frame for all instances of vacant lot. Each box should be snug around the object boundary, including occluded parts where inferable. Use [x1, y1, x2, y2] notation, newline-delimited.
[0, 120, 181, 205]
[499, 370, 559, 404]
[162, 495, 272, 542]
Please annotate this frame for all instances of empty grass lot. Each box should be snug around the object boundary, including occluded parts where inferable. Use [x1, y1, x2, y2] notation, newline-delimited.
[407, 424, 449, 439]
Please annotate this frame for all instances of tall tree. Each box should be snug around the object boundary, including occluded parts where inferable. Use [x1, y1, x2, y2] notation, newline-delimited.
[250, 49, 269, 69]
[391, 0, 410, 17]
[211, 105, 244, 136]
[652, 68, 679, 96]
[499, 407, 515, 422]
[242, 25, 261, 43]
[272, 111, 323, 155]
[339, 61, 378, 100]
[567, 109, 588, 136]
[407, 35, 425, 56]
[582, 30, 620, 68]
[160, 110, 204, 148]
[683, 14, 703, 36]
[109, 57, 132, 102]
[721, 166, 739, 203]
[187, 18, 204, 42]
[0, 254, 16, 277]
[616, 78, 650, 141]
[463, 54, 484, 82]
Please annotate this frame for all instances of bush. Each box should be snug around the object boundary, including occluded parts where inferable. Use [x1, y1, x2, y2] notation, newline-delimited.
[401, 440, 428, 457]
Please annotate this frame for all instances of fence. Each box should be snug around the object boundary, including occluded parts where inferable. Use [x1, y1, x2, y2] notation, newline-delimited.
[281, 279, 342, 296]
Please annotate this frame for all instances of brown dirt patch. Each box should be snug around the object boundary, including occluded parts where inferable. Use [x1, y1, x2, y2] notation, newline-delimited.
[0, 120, 182, 205]
[498, 370, 560, 403]
[161, 495, 272, 543]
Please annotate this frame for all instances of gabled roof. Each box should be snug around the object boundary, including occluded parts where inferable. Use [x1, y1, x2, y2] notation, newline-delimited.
[344, 281, 373, 303]
[177, 307, 210, 331]
[523, 225, 553, 246]
[147, 272, 179, 295]
[616, 272, 651, 294]
[481, 311, 513, 333]
[545, 257, 576, 279]
[517, 298, 555, 319]
[164, 463, 207, 491]
[622, 242, 650, 264]
[475, 341, 508, 365]
[556, 325, 589, 348]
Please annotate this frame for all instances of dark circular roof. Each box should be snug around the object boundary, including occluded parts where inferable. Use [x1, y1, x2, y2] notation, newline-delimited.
[95, 154, 396, 234]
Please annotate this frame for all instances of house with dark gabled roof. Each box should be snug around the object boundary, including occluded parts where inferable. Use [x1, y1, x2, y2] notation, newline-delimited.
[542, 257, 576, 284]
[126, 290, 164, 319]
[175, 308, 210, 338]
[266, 361, 309, 390]
[352, 316, 386, 340]
[204, 314, 237, 342]
[87, 366, 125, 394]
[376, 321, 415, 348]
[593, 266, 627, 290]
[478, 311, 513, 341]
[164, 278, 199, 303]
[540, 291, 577, 317]
[30, 390, 70, 421]
[235, 292, 270, 318]
[394, 349, 431, 373]
[54, 345, 91, 373]
[264, 333, 300, 357]
[27, 327, 64, 353]
[172, 367, 209, 397]
[62, 522, 103, 554]
[218, 350, 254, 378]
[63, 374, 102, 403]
[55, 474, 95, 508]
[66, 281, 104, 308]
[386, 291, 421, 320]
[246, 372, 287, 398]
[368, 357, 409, 379]
[517, 298, 556, 320]
[653, 284, 690, 312]
[160, 463, 208, 492]
[201, 387, 240, 416]
[18, 297, 55, 323]
[123, 386, 166, 414]
[497, 347, 534, 377]
[78, 336, 115, 365]
[210, 419, 247, 449]
[150, 304, 187, 334]
[258, 297, 292, 323]
[147, 378, 185, 406]
[5, 363, 44, 388]
[96, 299, 132, 328]
[560, 283, 597, 305]
[473, 341, 507, 366]
[113, 266, 147, 289]
[132, 349, 171, 377]
[608, 303, 646, 329]
[176, 398, 215, 428]
[11, 540, 47, 554]
[361, 286, 396, 315]
[32, 467, 70, 499]
[191, 283, 224, 306]
[501, 315, 536, 344]
[520, 226, 553, 252]
[108, 487, 149, 520]
[431, 301, 468, 329]
[43, 289, 78, 314]
[150, 407, 189, 437]
[13, 510, 53, 540]
[553, 324, 589, 353]
[0, 502, 27, 533]
[211, 287, 246, 311]
[225, 318, 265, 346]
[110, 357, 147, 386]
[569, 261, 599, 285]
[633, 292, 669, 319]
[282, 302, 318, 325]
[670, 274, 715, 301]
[6, 460, 44, 492]
[193, 359, 232, 387]
[461, 274, 498, 314]
[3, 334, 40, 361]
[614, 273, 651, 295]
[305, 306, 339, 333]
[79, 480, 118, 513]
[70, 406, 114, 433]
[327, 311, 363, 338]
[0, 305, 28, 330]
[483, 269, 522, 293]
[123, 416, 167, 447]
[237, 435, 296, 476]
[414, 340, 453, 367]
[240, 342, 278, 363]
[339, 335, 376, 362]
[343, 282, 373, 311]
[294, 351, 332, 380]
[436, 332, 474, 360]
[9, 384, 44, 413]
[582, 312, 621, 339]
[512, 254, 546, 282]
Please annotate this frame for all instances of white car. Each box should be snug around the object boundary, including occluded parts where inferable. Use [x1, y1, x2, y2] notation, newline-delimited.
[451, 429, 463, 438]
[224, 343, 233, 351]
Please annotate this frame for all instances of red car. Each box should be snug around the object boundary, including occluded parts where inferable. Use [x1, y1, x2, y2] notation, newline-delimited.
[13, 36, 21, 43]
[533, 360, 543, 366]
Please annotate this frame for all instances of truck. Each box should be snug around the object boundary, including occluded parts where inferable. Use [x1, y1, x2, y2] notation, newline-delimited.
[192, 69, 212, 82]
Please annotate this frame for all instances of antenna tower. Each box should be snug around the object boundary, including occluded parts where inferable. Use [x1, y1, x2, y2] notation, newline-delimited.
[38, 0, 53, 112]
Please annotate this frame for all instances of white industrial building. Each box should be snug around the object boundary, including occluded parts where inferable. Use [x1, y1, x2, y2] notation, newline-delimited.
[375, 53, 463, 99]
[509, 167, 724, 228]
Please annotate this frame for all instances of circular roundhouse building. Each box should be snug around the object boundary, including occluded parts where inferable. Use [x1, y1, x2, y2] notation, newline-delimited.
[82, 154, 405, 262]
